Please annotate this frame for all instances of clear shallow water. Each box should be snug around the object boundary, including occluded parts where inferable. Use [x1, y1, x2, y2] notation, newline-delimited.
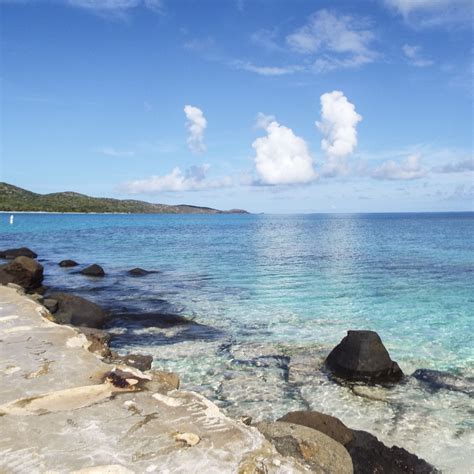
[1, 212, 473, 471]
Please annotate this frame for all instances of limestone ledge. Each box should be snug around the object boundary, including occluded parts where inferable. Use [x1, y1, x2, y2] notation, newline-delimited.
[0, 285, 307, 473]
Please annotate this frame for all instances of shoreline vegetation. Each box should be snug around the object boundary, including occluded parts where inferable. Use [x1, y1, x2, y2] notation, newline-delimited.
[0, 182, 249, 215]
[0, 246, 441, 473]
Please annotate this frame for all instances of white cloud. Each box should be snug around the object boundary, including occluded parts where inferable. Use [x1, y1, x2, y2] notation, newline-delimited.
[402, 44, 433, 67]
[433, 158, 474, 173]
[184, 105, 207, 154]
[231, 60, 303, 76]
[123, 165, 232, 193]
[372, 153, 428, 180]
[96, 146, 135, 157]
[383, 0, 472, 27]
[67, 0, 163, 16]
[254, 112, 276, 130]
[316, 90, 362, 177]
[252, 119, 317, 185]
[286, 9, 378, 72]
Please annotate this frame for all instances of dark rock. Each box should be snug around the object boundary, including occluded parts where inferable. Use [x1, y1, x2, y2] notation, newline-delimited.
[128, 267, 153, 276]
[413, 368, 474, 396]
[48, 292, 107, 328]
[278, 411, 354, 446]
[347, 429, 438, 474]
[43, 298, 58, 314]
[0, 247, 37, 259]
[80, 264, 105, 277]
[0, 257, 44, 291]
[78, 327, 111, 357]
[59, 259, 79, 267]
[107, 352, 153, 371]
[326, 330, 404, 383]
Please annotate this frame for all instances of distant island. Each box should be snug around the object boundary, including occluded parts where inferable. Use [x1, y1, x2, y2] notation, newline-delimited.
[0, 183, 248, 214]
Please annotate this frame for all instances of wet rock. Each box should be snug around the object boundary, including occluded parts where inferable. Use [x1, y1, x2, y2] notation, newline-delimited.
[278, 410, 438, 474]
[412, 369, 474, 396]
[0, 247, 37, 259]
[278, 411, 354, 446]
[43, 298, 58, 314]
[59, 259, 79, 267]
[325, 330, 403, 383]
[80, 264, 105, 277]
[255, 421, 353, 473]
[48, 292, 107, 328]
[107, 352, 153, 371]
[346, 430, 438, 474]
[128, 267, 153, 276]
[78, 327, 112, 357]
[0, 256, 44, 291]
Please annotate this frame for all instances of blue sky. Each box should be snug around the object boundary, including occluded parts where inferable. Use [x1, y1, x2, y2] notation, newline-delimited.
[1, 0, 472, 213]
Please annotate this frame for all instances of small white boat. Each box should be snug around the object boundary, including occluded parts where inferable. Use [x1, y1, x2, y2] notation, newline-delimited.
[9, 215, 14, 225]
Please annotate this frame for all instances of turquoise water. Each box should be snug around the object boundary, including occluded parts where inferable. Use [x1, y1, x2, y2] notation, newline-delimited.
[1, 212, 473, 471]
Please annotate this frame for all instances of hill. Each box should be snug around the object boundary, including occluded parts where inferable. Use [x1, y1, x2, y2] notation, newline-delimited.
[0, 183, 248, 214]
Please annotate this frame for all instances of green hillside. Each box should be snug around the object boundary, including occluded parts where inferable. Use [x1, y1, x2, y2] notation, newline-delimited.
[0, 183, 248, 214]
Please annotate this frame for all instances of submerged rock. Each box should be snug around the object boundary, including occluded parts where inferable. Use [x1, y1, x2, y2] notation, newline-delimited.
[325, 330, 403, 383]
[255, 420, 353, 473]
[0, 256, 44, 291]
[0, 247, 37, 259]
[128, 267, 153, 276]
[80, 264, 105, 277]
[278, 410, 438, 474]
[412, 368, 474, 396]
[59, 259, 79, 267]
[48, 292, 107, 328]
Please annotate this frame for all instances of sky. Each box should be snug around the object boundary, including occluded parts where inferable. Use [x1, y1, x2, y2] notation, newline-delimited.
[0, 0, 473, 213]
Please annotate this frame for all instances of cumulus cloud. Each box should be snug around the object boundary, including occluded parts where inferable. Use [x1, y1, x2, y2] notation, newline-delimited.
[316, 90, 362, 177]
[286, 9, 378, 72]
[402, 44, 433, 67]
[433, 158, 474, 173]
[372, 153, 428, 180]
[123, 165, 232, 193]
[383, 0, 472, 27]
[184, 105, 207, 154]
[252, 118, 317, 185]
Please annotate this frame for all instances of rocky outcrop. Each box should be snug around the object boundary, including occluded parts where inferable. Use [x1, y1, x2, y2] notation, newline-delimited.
[325, 330, 403, 383]
[278, 410, 438, 474]
[0, 256, 44, 291]
[59, 259, 79, 267]
[80, 264, 105, 277]
[47, 292, 107, 328]
[0, 247, 37, 259]
[0, 285, 305, 473]
[255, 420, 353, 473]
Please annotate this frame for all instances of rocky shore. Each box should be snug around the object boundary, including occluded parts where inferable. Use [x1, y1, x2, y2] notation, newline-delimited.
[0, 248, 441, 473]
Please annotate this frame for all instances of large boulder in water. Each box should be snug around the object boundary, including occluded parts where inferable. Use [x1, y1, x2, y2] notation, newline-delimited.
[0, 257, 43, 291]
[48, 292, 107, 328]
[279, 410, 438, 474]
[80, 264, 105, 277]
[325, 330, 403, 383]
[0, 247, 37, 259]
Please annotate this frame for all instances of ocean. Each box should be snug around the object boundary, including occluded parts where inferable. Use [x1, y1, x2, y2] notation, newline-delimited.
[1, 212, 473, 471]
